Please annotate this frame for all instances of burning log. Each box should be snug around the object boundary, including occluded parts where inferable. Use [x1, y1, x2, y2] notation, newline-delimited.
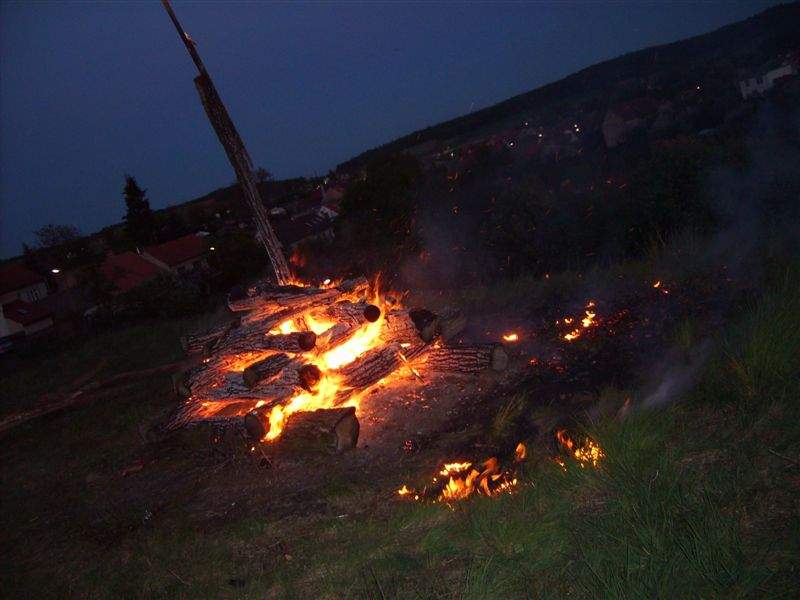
[318, 300, 378, 326]
[228, 283, 323, 312]
[181, 320, 240, 356]
[332, 343, 428, 404]
[242, 353, 296, 388]
[420, 344, 509, 374]
[228, 277, 369, 314]
[363, 304, 381, 322]
[298, 364, 322, 391]
[226, 331, 317, 355]
[278, 407, 360, 453]
[381, 309, 440, 344]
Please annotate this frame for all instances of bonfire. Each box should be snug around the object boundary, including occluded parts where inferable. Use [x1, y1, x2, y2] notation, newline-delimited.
[170, 276, 510, 451]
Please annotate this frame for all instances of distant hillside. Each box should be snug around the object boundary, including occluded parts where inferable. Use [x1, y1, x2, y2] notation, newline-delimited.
[336, 2, 800, 172]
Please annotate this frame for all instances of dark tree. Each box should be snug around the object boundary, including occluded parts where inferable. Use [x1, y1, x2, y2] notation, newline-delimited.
[336, 154, 422, 273]
[123, 175, 155, 247]
[34, 224, 80, 248]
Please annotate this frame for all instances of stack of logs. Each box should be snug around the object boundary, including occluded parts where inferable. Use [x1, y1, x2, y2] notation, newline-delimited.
[169, 277, 509, 452]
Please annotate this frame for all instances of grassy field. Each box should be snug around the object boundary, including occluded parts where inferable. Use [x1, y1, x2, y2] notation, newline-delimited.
[1, 266, 799, 598]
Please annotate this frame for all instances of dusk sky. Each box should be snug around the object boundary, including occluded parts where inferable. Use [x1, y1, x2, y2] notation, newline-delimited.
[0, 0, 780, 258]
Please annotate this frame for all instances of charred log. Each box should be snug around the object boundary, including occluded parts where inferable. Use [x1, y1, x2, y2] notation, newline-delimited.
[333, 343, 428, 402]
[298, 364, 322, 392]
[242, 353, 294, 388]
[409, 309, 439, 342]
[419, 344, 509, 374]
[226, 331, 316, 355]
[278, 407, 360, 453]
[438, 311, 467, 343]
[181, 320, 240, 355]
[363, 304, 381, 323]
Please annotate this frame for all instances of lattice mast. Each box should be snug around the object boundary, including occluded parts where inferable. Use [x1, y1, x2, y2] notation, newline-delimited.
[161, 0, 291, 284]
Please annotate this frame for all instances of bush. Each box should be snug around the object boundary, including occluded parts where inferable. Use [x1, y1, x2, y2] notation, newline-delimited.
[114, 274, 209, 319]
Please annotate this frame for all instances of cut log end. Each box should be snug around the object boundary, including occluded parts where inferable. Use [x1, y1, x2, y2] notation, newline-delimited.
[363, 304, 381, 323]
[491, 344, 510, 372]
[297, 331, 317, 351]
[278, 407, 360, 453]
[298, 364, 322, 392]
[244, 411, 266, 440]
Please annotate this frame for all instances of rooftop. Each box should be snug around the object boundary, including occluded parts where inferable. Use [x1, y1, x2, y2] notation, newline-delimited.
[100, 251, 161, 293]
[2, 298, 52, 326]
[144, 234, 206, 267]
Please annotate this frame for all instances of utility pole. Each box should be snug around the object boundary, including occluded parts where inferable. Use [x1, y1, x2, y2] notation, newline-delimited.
[161, 0, 291, 284]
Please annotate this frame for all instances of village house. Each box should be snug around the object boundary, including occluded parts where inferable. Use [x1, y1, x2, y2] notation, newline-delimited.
[99, 251, 162, 294]
[141, 233, 209, 275]
[0, 263, 54, 337]
[738, 60, 798, 99]
[97, 233, 211, 294]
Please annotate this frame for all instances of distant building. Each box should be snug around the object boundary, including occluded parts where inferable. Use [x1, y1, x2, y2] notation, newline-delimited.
[0, 263, 53, 337]
[273, 212, 335, 251]
[99, 251, 162, 293]
[1, 299, 54, 336]
[142, 234, 209, 275]
[0, 263, 48, 304]
[738, 62, 798, 99]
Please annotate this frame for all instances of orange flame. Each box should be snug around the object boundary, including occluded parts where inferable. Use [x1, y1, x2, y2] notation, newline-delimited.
[555, 429, 604, 468]
[400, 443, 527, 503]
[262, 276, 388, 441]
[502, 332, 519, 342]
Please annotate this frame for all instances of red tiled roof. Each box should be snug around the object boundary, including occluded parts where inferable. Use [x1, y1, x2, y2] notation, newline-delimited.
[2, 298, 52, 326]
[144, 234, 206, 267]
[100, 252, 161, 293]
[0, 263, 45, 295]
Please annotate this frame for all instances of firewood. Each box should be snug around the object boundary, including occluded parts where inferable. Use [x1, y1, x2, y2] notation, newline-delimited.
[363, 304, 381, 322]
[333, 343, 428, 402]
[298, 364, 322, 391]
[317, 322, 358, 349]
[242, 353, 294, 388]
[418, 344, 509, 374]
[244, 411, 267, 440]
[228, 277, 367, 313]
[438, 312, 468, 342]
[181, 319, 240, 355]
[336, 276, 369, 295]
[277, 407, 360, 453]
[228, 282, 322, 312]
[409, 308, 439, 342]
[226, 331, 316, 355]
[316, 300, 373, 326]
[381, 309, 437, 345]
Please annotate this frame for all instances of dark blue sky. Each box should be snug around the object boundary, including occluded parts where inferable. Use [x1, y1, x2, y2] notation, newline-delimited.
[0, 1, 779, 257]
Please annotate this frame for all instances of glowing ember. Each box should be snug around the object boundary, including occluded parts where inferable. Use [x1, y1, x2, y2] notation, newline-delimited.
[502, 332, 519, 342]
[555, 429, 604, 468]
[562, 301, 599, 341]
[653, 280, 661, 288]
